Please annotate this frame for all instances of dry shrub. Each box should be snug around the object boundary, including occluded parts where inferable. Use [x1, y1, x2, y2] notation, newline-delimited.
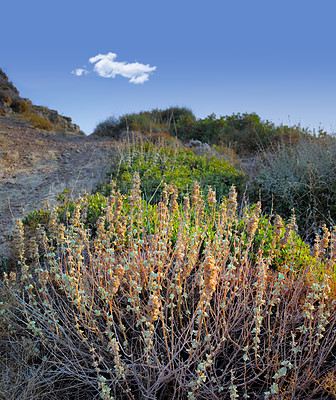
[250, 135, 336, 240]
[23, 112, 53, 130]
[1, 180, 335, 399]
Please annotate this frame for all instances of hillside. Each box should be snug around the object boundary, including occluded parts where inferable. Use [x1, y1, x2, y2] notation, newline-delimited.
[0, 67, 83, 135]
[0, 69, 118, 259]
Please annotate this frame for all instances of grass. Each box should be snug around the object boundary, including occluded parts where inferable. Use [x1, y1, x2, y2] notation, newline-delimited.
[1, 178, 335, 399]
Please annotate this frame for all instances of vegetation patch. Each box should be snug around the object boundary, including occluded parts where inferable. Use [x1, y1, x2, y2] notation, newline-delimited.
[1, 179, 335, 399]
[99, 139, 246, 203]
[249, 135, 336, 240]
[1, 96, 336, 398]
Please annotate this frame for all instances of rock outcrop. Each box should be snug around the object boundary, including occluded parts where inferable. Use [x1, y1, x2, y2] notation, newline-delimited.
[0, 67, 83, 135]
[29, 103, 82, 134]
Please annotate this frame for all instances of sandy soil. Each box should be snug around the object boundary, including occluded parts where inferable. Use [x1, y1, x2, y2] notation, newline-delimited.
[0, 115, 117, 259]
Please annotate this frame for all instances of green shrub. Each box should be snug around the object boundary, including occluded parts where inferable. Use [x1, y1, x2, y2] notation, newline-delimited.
[103, 140, 246, 202]
[175, 113, 225, 144]
[119, 112, 165, 133]
[175, 112, 312, 156]
[21, 190, 109, 243]
[153, 106, 196, 134]
[220, 113, 277, 154]
[93, 116, 124, 138]
[93, 107, 196, 138]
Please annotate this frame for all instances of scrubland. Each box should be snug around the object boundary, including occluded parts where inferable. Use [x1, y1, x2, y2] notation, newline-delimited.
[1, 110, 336, 399]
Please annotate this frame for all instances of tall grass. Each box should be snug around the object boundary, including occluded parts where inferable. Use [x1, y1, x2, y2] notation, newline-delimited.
[1, 178, 335, 399]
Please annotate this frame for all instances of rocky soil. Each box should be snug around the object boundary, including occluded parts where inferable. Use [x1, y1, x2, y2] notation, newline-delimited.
[0, 115, 117, 259]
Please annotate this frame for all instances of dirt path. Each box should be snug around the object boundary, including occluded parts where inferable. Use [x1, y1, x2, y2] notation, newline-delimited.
[0, 115, 117, 259]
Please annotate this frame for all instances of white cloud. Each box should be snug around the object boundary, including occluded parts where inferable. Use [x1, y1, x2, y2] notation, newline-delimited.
[72, 52, 156, 84]
[71, 68, 89, 76]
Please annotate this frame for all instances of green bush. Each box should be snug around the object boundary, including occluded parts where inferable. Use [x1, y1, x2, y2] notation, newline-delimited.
[174, 113, 225, 144]
[103, 140, 246, 202]
[93, 107, 196, 138]
[153, 106, 196, 133]
[220, 113, 277, 154]
[174, 112, 313, 156]
[119, 112, 165, 133]
[22, 190, 109, 242]
[93, 116, 123, 138]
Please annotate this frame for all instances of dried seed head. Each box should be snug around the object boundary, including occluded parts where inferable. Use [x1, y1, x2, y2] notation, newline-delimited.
[207, 186, 216, 207]
[57, 224, 66, 245]
[328, 226, 336, 268]
[183, 194, 190, 213]
[48, 207, 58, 237]
[11, 218, 25, 260]
[147, 293, 160, 322]
[246, 202, 261, 237]
[28, 237, 39, 261]
[320, 225, 330, 250]
[227, 186, 237, 218]
[312, 233, 321, 259]
[280, 215, 296, 247]
[115, 216, 127, 238]
[162, 184, 169, 206]
[80, 201, 88, 223]
[274, 215, 284, 238]
[218, 201, 228, 226]
[96, 216, 107, 243]
[70, 204, 81, 228]
[108, 180, 116, 197]
[169, 184, 179, 214]
[288, 210, 297, 232]
[108, 263, 125, 294]
[113, 191, 123, 222]
[191, 182, 202, 207]
[129, 172, 141, 206]
[36, 225, 48, 248]
[203, 252, 217, 299]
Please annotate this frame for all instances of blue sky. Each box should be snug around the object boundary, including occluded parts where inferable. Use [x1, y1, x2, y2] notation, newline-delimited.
[1, 0, 336, 134]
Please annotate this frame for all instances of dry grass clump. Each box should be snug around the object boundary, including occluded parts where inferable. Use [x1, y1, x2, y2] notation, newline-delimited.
[1, 179, 336, 399]
[25, 112, 53, 130]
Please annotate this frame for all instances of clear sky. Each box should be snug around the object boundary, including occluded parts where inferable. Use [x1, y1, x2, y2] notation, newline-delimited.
[1, 0, 335, 135]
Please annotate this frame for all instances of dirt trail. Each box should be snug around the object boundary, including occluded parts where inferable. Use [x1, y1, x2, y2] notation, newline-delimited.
[0, 115, 117, 259]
